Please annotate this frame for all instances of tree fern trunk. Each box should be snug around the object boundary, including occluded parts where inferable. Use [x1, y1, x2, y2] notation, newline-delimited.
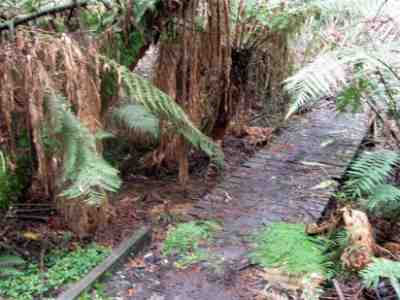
[150, 0, 231, 185]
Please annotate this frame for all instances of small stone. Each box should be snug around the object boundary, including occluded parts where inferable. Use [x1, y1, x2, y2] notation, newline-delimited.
[144, 252, 156, 264]
[149, 294, 165, 300]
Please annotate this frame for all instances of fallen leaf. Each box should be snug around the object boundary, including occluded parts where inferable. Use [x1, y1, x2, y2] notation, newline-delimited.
[311, 180, 338, 190]
[127, 288, 136, 296]
[128, 258, 146, 269]
[22, 231, 41, 240]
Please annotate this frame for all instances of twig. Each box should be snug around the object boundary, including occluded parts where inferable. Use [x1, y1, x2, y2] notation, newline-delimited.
[0, 0, 89, 32]
[333, 279, 345, 300]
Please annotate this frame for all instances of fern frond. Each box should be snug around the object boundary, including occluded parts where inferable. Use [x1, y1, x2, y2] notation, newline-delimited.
[0, 151, 6, 174]
[285, 0, 400, 118]
[284, 52, 347, 119]
[361, 184, 400, 216]
[104, 59, 224, 166]
[46, 93, 121, 204]
[344, 150, 400, 199]
[112, 103, 160, 139]
[250, 223, 333, 278]
[133, 0, 158, 26]
[361, 258, 400, 298]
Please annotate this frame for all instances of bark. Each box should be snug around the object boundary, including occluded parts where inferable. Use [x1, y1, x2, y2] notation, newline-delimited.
[152, 0, 231, 185]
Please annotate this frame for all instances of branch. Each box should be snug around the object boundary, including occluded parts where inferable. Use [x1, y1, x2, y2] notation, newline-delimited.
[0, 0, 89, 32]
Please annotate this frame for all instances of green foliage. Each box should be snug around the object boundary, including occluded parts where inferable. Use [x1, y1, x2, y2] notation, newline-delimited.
[0, 244, 110, 300]
[78, 282, 111, 300]
[343, 150, 400, 218]
[361, 258, 400, 298]
[163, 221, 220, 256]
[285, 0, 400, 119]
[230, 0, 315, 36]
[0, 151, 21, 209]
[46, 93, 121, 204]
[133, 0, 158, 27]
[105, 59, 224, 166]
[361, 184, 400, 217]
[163, 221, 220, 267]
[0, 151, 11, 209]
[285, 52, 347, 118]
[344, 150, 400, 199]
[81, 0, 160, 66]
[0, 255, 27, 279]
[112, 103, 160, 139]
[250, 223, 332, 277]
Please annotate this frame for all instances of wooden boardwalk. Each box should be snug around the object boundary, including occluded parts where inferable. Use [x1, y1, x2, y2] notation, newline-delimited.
[192, 103, 368, 237]
[107, 103, 369, 300]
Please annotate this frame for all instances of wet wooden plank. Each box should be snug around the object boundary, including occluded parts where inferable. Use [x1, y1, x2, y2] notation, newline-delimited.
[193, 104, 369, 235]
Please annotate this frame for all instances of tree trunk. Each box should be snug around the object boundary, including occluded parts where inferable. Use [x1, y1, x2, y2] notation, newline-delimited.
[151, 0, 232, 185]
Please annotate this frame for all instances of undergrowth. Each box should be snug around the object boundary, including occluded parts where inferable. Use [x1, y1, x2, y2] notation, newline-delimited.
[342, 150, 400, 219]
[78, 282, 111, 300]
[0, 151, 11, 209]
[361, 258, 400, 298]
[250, 223, 333, 278]
[162, 221, 221, 268]
[0, 244, 110, 300]
[0, 151, 21, 210]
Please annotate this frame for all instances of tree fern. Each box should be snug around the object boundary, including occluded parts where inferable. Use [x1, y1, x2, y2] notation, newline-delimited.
[104, 59, 224, 166]
[344, 150, 400, 199]
[46, 93, 121, 204]
[361, 258, 400, 298]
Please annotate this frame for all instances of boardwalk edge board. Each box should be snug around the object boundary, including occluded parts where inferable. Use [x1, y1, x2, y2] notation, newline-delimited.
[57, 226, 151, 300]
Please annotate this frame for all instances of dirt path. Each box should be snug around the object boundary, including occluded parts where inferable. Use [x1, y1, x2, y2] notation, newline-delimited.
[105, 103, 369, 300]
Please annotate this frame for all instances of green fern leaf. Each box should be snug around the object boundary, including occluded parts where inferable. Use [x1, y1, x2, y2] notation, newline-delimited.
[112, 103, 160, 139]
[46, 93, 121, 204]
[361, 184, 400, 215]
[104, 59, 224, 166]
[250, 223, 333, 278]
[344, 150, 400, 199]
[284, 52, 347, 119]
[361, 258, 400, 298]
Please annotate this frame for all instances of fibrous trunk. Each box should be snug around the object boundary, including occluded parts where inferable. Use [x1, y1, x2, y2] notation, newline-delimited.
[0, 32, 111, 237]
[151, 0, 231, 185]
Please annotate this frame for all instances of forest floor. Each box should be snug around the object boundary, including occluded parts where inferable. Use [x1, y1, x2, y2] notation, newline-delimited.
[103, 101, 369, 300]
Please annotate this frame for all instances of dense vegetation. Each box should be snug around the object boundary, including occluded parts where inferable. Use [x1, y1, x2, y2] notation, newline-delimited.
[1, 0, 400, 299]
